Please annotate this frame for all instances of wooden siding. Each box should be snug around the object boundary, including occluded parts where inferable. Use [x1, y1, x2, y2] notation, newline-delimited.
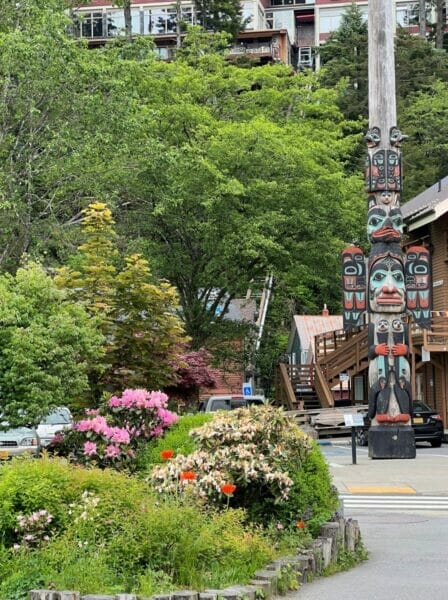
[430, 215, 448, 310]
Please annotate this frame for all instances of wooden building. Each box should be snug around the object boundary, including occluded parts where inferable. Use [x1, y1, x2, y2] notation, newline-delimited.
[402, 176, 448, 433]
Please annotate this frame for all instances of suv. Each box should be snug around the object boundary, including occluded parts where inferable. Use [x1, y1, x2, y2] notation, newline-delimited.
[199, 395, 267, 413]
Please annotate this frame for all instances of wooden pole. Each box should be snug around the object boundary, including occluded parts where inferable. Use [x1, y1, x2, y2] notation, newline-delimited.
[368, 0, 396, 136]
[419, 0, 426, 38]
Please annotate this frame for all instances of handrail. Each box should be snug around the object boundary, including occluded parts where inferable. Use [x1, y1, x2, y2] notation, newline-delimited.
[313, 362, 334, 408]
[276, 363, 297, 410]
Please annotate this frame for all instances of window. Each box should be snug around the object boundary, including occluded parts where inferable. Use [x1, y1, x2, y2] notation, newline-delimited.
[80, 12, 105, 38]
[265, 10, 274, 28]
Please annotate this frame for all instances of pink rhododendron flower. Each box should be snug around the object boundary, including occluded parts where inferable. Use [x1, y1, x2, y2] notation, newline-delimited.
[83, 441, 97, 456]
[107, 427, 131, 444]
[151, 425, 164, 437]
[158, 408, 178, 427]
[105, 444, 121, 458]
[147, 390, 169, 409]
[108, 396, 121, 408]
[85, 408, 99, 416]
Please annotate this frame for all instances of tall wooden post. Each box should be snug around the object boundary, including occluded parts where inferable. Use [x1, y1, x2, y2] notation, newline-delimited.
[368, 0, 396, 136]
[342, 0, 432, 459]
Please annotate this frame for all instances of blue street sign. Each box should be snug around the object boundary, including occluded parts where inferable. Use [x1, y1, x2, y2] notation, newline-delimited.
[242, 383, 252, 397]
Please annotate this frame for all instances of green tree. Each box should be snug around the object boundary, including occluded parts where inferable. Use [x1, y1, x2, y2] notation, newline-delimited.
[57, 203, 188, 391]
[193, 0, 247, 38]
[319, 3, 368, 121]
[0, 263, 105, 427]
[318, 6, 448, 123]
[402, 81, 448, 199]
[0, 2, 157, 271]
[117, 60, 364, 347]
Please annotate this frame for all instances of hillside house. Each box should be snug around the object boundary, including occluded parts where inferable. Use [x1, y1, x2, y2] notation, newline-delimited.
[72, 0, 439, 68]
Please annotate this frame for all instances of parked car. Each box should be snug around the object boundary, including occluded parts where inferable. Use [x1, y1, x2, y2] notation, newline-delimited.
[37, 407, 73, 447]
[0, 424, 40, 460]
[356, 400, 444, 447]
[199, 395, 267, 413]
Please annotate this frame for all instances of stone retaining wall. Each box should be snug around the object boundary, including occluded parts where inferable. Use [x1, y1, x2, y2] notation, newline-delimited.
[29, 517, 361, 600]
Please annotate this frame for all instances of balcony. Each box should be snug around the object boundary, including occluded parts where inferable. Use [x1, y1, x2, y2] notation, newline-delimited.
[422, 315, 448, 352]
[228, 43, 279, 60]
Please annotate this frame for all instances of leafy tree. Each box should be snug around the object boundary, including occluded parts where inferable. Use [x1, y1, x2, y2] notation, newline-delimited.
[0, 263, 105, 428]
[0, 2, 157, 271]
[117, 60, 364, 347]
[56, 203, 188, 392]
[166, 347, 217, 405]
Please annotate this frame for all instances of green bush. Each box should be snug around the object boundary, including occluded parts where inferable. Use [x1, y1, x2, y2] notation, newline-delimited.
[151, 407, 338, 532]
[0, 456, 274, 599]
[137, 413, 213, 472]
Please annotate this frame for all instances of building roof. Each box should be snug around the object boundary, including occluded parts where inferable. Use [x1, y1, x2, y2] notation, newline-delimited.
[402, 176, 448, 231]
[288, 314, 343, 357]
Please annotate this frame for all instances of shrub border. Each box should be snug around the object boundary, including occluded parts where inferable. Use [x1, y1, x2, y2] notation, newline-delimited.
[29, 516, 363, 600]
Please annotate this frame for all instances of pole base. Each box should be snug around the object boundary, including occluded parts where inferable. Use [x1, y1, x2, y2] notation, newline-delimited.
[368, 425, 416, 459]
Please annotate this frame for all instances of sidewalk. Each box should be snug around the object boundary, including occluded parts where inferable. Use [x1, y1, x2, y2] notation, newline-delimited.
[320, 441, 448, 496]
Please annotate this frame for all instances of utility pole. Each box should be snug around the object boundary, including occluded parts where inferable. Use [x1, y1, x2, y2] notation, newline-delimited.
[418, 0, 426, 39]
[342, 0, 432, 459]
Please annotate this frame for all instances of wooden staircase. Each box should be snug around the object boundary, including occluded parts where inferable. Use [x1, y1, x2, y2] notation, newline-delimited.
[276, 326, 369, 410]
[276, 316, 448, 411]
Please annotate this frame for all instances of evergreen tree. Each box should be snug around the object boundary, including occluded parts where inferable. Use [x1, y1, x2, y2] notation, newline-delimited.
[318, 3, 368, 121]
[194, 0, 248, 38]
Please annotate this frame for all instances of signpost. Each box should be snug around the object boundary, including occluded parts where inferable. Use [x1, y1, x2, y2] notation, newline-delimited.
[344, 413, 365, 465]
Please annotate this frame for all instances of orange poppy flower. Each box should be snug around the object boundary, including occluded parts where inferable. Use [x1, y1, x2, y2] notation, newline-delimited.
[180, 471, 196, 481]
[160, 449, 174, 460]
[220, 484, 237, 496]
[296, 520, 305, 529]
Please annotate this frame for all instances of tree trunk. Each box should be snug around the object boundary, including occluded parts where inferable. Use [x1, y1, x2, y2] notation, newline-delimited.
[124, 0, 132, 42]
[419, 0, 426, 38]
[435, 0, 445, 49]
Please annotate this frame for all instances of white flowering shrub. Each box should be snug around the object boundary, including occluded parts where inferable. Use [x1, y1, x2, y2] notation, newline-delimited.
[151, 406, 337, 529]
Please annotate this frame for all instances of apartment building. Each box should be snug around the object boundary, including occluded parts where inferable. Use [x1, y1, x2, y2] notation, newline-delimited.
[73, 0, 438, 68]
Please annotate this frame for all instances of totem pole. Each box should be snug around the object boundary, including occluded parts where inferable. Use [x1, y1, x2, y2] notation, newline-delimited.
[341, 0, 432, 459]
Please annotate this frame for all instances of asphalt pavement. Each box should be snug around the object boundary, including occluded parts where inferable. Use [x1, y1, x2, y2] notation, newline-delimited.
[283, 439, 448, 599]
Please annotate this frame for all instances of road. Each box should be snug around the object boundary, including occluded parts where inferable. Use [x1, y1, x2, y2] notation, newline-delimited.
[285, 441, 448, 599]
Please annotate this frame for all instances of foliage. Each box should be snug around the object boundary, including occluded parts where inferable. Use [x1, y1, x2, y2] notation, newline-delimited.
[401, 80, 448, 199]
[0, 457, 276, 598]
[122, 59, 364, 345]
[322, 540, 369, 576]
[166, 348, 217, 404]
[56, 203, 188, 392]
[0, 5, 150, 272]
[192, 0, 247, 39]
[319, 3, 368, 122]
[151, 406, 338, 529]
[137, 413, 213, 472]
[0, 263, 104, 428]
[52, 389, 178, 470]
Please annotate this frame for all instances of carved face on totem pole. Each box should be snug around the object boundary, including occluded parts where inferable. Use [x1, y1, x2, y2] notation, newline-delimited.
[368, 255, 406, 313]
[367, 206, 403, 243]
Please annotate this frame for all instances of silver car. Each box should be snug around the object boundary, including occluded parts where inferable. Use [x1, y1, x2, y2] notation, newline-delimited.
[0, 425, 40, 460]
[36, 408, 73, 447]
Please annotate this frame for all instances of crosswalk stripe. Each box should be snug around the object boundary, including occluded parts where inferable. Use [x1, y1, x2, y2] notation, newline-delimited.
[340, 494, 448, 511]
